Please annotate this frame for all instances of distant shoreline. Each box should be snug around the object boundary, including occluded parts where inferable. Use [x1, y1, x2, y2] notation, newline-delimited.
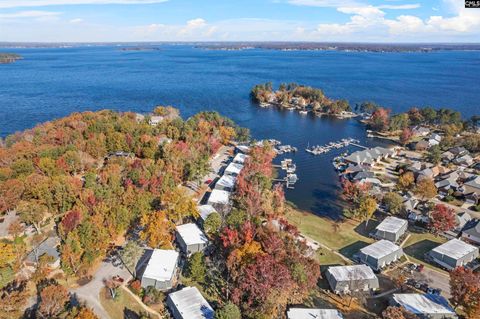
[0, 53, 22, 64]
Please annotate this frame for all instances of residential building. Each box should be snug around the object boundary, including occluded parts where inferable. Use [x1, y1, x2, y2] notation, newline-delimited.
[197, 205, 217, 223]
[355, 240, 404, 271]
[412, 126, 430, 137]
[26, 236, 61, 268]
[287, 308, 343, 319]
[325, 265, 379, 294]
[233, 153, 249, 164]
[461, 219, 480, 245]
[140, 249, 179, 290]
[214, 174, 237, 192]
[428, 133, 442, 147]
[449, 146, 469, 157]
[455, 212, 472, 232]
[373, 216, 408, 242]
[149, 115, 164, 126]
[207, 189, 231, 211]
[463, 176, 480, 196]
[167, 286, 214, 319]
[224, 162, 244, 176]
[176, 223, 209, 255]
[453, 154, 474, 167]
[344, 147, 394, 167]
[391, 294, 457, 319]
[429, 238, 479, 270]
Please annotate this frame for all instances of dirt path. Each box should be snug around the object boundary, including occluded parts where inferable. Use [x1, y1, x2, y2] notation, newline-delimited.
[120, 286, 163, 319]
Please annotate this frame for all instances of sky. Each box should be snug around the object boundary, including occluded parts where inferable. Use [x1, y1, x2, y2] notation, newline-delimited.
[0, 0, 478, 42]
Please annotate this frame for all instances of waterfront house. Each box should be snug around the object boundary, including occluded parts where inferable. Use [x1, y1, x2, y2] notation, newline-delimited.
[233, 153, 249, 165]
[149, 115, 164, 126]
[140, 249, 179, 290]
[429, 238, 479, 270]
[135, 113, 145, 123]
[460, 219, 480, 245]
[207, 189, 231, 211]
[355, 240, 404, 271]
[176, 223, 209, 255]
[26, 236, 61, 268]
[344, 147, 394, 168]
[390, 294, 457, 319]
[236, 145, 250, 154]
[286, 308, 343, 319]
[197, 205, 217, 223]
[373, 216, 408, 242]
[214, 174, 237, 192]
[412, 126, 430, 137]
[224, 162, 244, 176]
[325, 265, 379, 294]
[167, 286, 214, 319]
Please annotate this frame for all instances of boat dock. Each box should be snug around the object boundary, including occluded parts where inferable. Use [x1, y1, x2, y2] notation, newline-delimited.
[305, 138, 360, 155]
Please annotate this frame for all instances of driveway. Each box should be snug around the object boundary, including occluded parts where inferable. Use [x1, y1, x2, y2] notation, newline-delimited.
[71, 256, 132, 319]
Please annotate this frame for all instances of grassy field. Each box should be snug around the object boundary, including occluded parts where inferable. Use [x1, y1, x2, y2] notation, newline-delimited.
[286, 207, 375, 263]
[100, 287, 149, 319]
[402, 231, 448, 272]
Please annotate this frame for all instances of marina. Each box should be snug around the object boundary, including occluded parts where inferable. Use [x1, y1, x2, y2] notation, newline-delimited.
[305, 138, 360, 155]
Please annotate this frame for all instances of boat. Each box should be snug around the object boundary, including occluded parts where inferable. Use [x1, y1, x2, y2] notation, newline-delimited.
[299, 110, 308, 115]
[287, 173, 298, 184]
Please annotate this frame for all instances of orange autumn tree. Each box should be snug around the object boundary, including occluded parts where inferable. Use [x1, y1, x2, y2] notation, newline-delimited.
[140, 211, 174, 248]
[450, 267, 480, 318]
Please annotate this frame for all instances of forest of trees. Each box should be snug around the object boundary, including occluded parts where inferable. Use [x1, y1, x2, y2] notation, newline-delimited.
[251, 82, 351, 115]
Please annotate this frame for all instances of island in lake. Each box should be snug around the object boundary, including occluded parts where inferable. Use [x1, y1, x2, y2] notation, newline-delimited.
[0, 53, 22, 64]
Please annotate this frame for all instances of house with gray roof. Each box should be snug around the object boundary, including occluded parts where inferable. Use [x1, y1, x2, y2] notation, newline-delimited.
[453, 154, 474, 167]
[344, 147, 395, 168]
[391, 294, 457, 319]
[373, 216, 408, 242]
[167, 286, 214, 319]
[325, 265, 379, 294]
[355, 240, 404, 271]
[455, 212, 472, 233]
[214, 174, 237, 192]
[26, 236, 61, 268]
[429, 238, 479, 270]
[197, 205, 217, 223]
[461, 219, 480, 245]
[463, 176, 480, 196]
[287, 308, 343, 319]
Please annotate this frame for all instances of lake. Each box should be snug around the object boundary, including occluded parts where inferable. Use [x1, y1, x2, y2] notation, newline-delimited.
[1, 45, 479, 217]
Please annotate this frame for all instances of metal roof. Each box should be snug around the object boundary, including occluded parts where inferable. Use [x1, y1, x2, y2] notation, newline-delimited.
[197, 205, 217, 221]
[287, 308, 343, 319]
[327, 264, 377, 281]
[233, 153, 249, 164]
[224, 162, 244, 175]
[176, 223, 209, 246]
[360, 240, 403, 259]
[168, 286, 214, 319]
[375, 216, 407, 234]
[142, 249, 179, 282]
[207, 189, 230, 205]
[392, 294, 455, 316]
[215, 174, 237, 189]
[431, 238, 478, 260]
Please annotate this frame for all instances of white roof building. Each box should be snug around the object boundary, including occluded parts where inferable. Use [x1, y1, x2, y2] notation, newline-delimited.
[214, 174, 237, 190]
[197, 205, 217, 222]
[176, 223, 209, 247]
[207, 189, 231, 206]
[360, 240, 402, 260]
[233, 153, 249, 164]
[376, 216, 407, 234]
[142, 249, 179, 284]
[327, 264, 377, 282]
[431, 238, 478, 261]
[392, 294, 456, 318]
[167, 286, 214, 319]
[149, 115, 165, 126]
[224, 162, 244, 176]
[287, 308, 343, 319]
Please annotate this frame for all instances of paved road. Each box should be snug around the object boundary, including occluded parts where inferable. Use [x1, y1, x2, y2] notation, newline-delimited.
[419, 267, 452, 298]
[71, 257, 132, 319]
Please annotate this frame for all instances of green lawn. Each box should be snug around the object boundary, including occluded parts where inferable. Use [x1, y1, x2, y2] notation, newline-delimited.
[402, 231, 448, 272]
[100, 287, 150, 319]
[286, 208, 375, 262]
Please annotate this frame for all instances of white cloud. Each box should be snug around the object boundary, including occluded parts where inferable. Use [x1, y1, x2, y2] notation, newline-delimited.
[377, 4, 421, 10]
[0, 0, 168, 8]
[0, 10, 61, 18]
[69, 18, 83, 23]
[288, 0, 359, 7]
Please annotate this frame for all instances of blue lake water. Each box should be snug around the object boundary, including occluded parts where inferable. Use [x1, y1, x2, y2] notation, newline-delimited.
[1, 45, 479, 217]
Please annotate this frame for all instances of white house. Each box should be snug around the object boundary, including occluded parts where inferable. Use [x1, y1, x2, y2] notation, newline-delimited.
[391, 294, 457, 319]
[429, 239, 479, 270]
[224, 162, 244, 176]
[167, 286, 214, 319]
[176, 223, 209, 255]
[197, 205, 217, 222]
[233, 153, 249, 165]
[140, 249, 179, 290]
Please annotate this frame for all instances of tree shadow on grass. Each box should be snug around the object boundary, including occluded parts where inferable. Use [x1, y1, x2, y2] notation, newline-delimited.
[339, 240, 371, 259]
[354, 220, 379, 238]
[403, 239, 439, 263]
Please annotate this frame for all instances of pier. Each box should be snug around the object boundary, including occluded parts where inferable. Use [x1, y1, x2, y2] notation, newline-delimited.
[305, 138, 360, 155]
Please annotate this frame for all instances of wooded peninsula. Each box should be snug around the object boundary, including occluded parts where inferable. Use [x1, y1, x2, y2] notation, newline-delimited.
[0, 53, 22, 64]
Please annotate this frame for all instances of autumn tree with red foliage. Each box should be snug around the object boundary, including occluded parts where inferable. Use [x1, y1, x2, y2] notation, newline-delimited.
[450, 267, 480, 318]
[429, 204, 456, 235]
[370, 107, 391, 132]
[400, 127, 413, 145]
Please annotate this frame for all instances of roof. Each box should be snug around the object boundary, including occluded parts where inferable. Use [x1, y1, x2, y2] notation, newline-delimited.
[392, 294, 455, 316]
[375, 216, 407, 234]
[26, 237, 60, 263]
[224, 162, 244, 175]
[351, 171, 375, 181]
[360, 240, 402, 259]
[176, 223, 209, 246]
[215, 174, 237, 189]
[464, 176, 480, 190]
[287, 308, 343, 319]
[431, 238, 478, 260]
[233, 153, 249, 164]
[168, 286, 214, 319]
[236, 145, 250, 154]
[142, 249, 179, 282]
[207, 189, 230, 205]
[449, 146, 468, 155]
[197, 205, 217, 221]
[344, 147, 394, 165]
[327, 265, 377, 281]
[462, 219, 480, 237]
